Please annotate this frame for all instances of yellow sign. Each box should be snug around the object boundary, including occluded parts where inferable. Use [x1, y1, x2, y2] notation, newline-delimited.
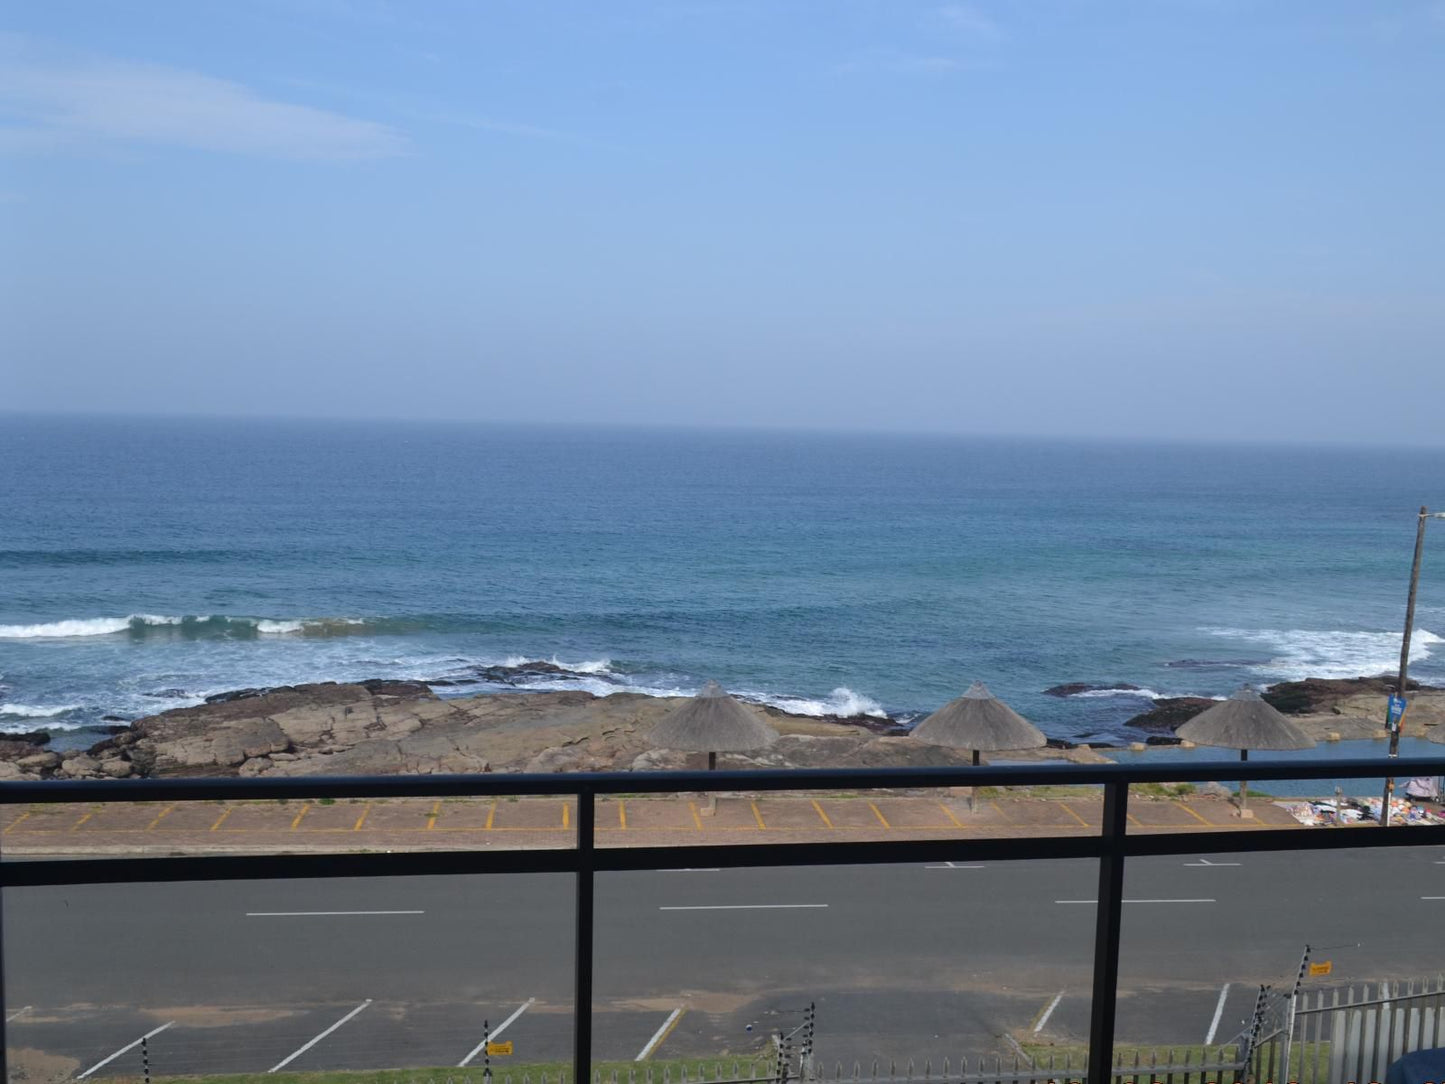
[1309, 962, 1333, 976]
[486, 1041, 513, 1056]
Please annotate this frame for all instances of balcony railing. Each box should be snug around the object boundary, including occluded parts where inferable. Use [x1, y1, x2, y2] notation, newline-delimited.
[5, 755, 1445, 1084]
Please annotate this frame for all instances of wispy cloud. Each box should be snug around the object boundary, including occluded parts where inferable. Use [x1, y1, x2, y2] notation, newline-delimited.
[936, 4, 1005, 44]
[0, 40, 405, 162]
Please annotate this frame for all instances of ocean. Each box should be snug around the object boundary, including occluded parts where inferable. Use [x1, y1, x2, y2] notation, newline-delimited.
[3, 414, 1444, 753]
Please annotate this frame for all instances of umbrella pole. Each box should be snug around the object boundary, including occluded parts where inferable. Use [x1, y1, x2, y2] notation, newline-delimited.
[969, 749, 980, 813]
[705, 752, 717, 816]
[1239, 749, 1250, 817]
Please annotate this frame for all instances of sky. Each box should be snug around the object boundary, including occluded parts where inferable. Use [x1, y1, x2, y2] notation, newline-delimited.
[2, 1, 1444, 442]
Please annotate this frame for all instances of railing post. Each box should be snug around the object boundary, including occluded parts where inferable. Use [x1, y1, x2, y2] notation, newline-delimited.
[575, 786, 596, 1084]
[1087, 779, 1129, 1084]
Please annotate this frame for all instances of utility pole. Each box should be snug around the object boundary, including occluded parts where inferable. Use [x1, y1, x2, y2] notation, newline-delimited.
[1383, 507, 1437, 826]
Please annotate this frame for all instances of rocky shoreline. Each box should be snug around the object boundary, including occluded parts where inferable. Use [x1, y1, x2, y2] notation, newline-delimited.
[1, 674, 1441, 783]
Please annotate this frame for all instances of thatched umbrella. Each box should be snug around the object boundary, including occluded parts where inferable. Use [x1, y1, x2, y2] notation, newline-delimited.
[649, 681, 778, 770]
[1175, 685, 1315, 814]
[911, 681, 1047, 811]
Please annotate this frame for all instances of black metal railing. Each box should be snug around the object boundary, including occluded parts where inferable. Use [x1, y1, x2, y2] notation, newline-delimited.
[5, 755, 1445, 1084]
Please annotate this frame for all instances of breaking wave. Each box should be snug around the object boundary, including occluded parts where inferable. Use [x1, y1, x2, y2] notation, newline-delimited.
[1202, 627, 1442, 682]
[0, 702, 78, 718]
[0, 615, 373, 640]
[745, 686, 889, 719]
[1068, 687, 1165, 700]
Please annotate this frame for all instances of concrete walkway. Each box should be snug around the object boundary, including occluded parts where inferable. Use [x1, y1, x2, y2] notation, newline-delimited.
[0, 791, 1311, 855]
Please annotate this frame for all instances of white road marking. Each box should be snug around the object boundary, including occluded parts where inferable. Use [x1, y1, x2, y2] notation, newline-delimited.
[659, 904, 828, 911]
[458, 998, 535, 1067]
[926, 862, 987, 869]
[1055, 899, 1216, 905]
[1185, 859, 1241, 867]
[77, 1021, 175, 1079]
[5, 1006, 32, 1022]
[246, 911, 424, 916]
[636, 1007, 685, 1061]
[1032, 992, 1064, 1034]
[269, 1000, 372, 1072]
[1422, 896, 1445, 900]
[660, 869, 722, 873]
[1205, 983, 1231, 1045]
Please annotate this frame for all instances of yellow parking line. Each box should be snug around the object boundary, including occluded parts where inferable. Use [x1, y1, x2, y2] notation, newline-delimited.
[562, 802, 570, 830]
[750, 802, 767, 829]
[642, 1008, 687, 1060]
[811, 800, 834, 828]
[486, 800, 497, 830]
[147, 804, 176, 831]
[689, 801, 703, 829]
[1061, 803, 1091, 828]
[619, 801, 627, 830]
[3, 812, 30, 834]
[939, 803, 965, 829]
[868, 802, 891, 828]
[70, 810, 96, 833]
[210, 808, 233, 832]
[291, 804, 311, 830]
[1126, 813, 1143, 827]
[353, 804, 372, 831]
[1177, 802, 1212, 826]
[990, 800, 1010, 821]
[426, 800, 440, 830]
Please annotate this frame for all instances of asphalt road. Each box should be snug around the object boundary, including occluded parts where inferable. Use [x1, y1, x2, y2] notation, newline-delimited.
[5, 846, 1445, 1075]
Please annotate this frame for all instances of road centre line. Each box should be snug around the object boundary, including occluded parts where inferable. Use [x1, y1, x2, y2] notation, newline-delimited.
[459, 998, 535, 1067]
[270, 1000, 372, 1072]
[636, 1007, 686, 1061]
[1032, 992, 1064, 1034]
[1055, 899, 1216, 905]
[660, 904, 828, 911]
[78, 1021, 176, 1079]
[1205, 983, 1231, 1045]
[246, 910, 425, 916]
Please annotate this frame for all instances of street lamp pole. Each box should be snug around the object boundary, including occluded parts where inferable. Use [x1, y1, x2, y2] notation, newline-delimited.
[1382, 506, 1445, 827]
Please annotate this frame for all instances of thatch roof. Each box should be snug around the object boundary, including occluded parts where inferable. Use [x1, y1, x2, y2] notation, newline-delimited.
[910, 681, 1047, 752]
[1176, 685, 1316, 751]
[648, 681, 779, 753]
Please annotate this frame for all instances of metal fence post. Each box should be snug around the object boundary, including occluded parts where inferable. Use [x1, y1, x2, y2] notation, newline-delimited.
[575, 787, 596, 1084]
[1086, 779, 1129, 1084]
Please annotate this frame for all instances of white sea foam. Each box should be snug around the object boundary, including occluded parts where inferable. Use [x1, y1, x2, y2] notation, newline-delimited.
[1202, 626, 1442, 682]
[0, 617, 136, 638]
[500, 655, 615, 675]
[1069, 687, 1165, 700]
[0, 703, 78, 718]
[255, 620, 305, 634]
[748, 686, 888, 719]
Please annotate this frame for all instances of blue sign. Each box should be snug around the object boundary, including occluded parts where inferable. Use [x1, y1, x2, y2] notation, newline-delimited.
[1387, 694, 1407, 729]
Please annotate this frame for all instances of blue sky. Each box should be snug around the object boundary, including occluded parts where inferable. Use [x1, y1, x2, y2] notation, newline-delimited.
[3, 1, 1444, 442]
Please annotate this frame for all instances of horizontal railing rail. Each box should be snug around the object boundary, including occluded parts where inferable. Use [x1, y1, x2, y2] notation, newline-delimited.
[4, 755, 1445, 1084]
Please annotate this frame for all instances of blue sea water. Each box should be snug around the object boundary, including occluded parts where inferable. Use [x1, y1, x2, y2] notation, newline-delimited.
[3, 414, 1444, 752]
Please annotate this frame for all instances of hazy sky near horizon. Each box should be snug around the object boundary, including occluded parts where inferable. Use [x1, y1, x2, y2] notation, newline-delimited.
[3, 1, 1444, 443]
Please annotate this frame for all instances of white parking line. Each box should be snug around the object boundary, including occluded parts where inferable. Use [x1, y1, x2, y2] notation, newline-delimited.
[1422, 896, 1445, 900]
[1032, 992, 1064, 1033]
[269, 1000, 372, 1072]
[1205, 983, 1231, 1045]
[459, 998, 535, 1067]
[636, 1007, 686, 1061]
[246, 911, 424, 917]
[5, 1006, 32, 1022]
[659, 904, 828, 911]
[77, 1022, 175, 1079]
[926, 862, 986, 869]
[1055, 899, 1215, 905]
[1185, 859, 1241, 867]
